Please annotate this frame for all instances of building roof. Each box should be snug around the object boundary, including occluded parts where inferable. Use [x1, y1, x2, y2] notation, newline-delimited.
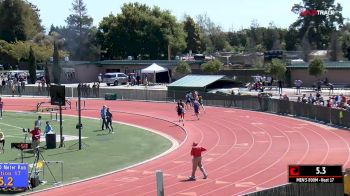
[167, 75, 228, 92]
[168, 75, 225, 88]
[287, 61, 350, 69]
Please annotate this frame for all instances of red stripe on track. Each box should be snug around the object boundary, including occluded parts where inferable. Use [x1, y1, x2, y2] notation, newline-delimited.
[3, 98, 350, 196]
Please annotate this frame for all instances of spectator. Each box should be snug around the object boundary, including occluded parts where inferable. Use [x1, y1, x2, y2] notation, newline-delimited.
[44, 121, 53, 135]
[294, 79, 303, 95]
[34, 116, 42, 129]
[188, 142, 208, 180]
[329, 83, 334, 95]
[301, 94, 307, 103]
[100, 105, 107, 130]
[30, 126, 41, 152]
[278, 80, 283, 94]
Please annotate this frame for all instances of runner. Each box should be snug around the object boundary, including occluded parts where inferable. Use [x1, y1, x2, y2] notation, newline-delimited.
[193, 100, 200, 120]
[176, 101, 185, 126]
[185, 92, 192, 110]
[198, 94, 205, 113]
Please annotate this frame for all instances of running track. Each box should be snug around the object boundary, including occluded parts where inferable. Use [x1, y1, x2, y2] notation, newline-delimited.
[4, 98, 350, 196]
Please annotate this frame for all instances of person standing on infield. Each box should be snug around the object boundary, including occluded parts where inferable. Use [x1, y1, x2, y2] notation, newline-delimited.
[0, 97, 3, 119]
[106, 107, 114, 133]
[188, 142, 208, 180]
[34, 116, 42, 129]
[100, 105, 108, 130]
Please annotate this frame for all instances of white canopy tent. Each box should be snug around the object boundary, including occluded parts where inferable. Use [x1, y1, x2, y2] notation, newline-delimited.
[141, 63, 170, 83]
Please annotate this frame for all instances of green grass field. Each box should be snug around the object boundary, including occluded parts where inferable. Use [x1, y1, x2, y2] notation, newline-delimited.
[0, 111, 172, 190]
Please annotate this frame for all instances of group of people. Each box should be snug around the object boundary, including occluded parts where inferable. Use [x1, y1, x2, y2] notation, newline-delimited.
[297, 92, 350, 111]
[176, 91, 205, 124]
[0, 73, 26, 96]
[79, 83, 100, 97]
[100, 105, 114, 133]
[30, 116, 55, 151]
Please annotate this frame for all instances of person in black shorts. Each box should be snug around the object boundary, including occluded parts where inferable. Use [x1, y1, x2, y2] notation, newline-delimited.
[106, 108, 114, 133]
[176, 101, 185, 126]
[193, 100, 200, 120]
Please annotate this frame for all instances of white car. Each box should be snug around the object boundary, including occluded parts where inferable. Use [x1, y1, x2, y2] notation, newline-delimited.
[103, 72, 128, 86]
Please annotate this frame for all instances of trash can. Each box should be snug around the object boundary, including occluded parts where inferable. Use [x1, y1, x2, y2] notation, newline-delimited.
[46, 133, 56, 149]
[105, 93, 117, 100]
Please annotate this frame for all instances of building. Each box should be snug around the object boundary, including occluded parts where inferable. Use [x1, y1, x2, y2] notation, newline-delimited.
[288, 61, 350, 86]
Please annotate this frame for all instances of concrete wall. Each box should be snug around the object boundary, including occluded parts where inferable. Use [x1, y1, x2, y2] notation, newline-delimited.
[290, 68, 350, 86]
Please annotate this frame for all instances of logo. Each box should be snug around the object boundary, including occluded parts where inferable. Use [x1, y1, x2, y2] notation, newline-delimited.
[297, 8, 336, 17]
[289, 166, 300, 176]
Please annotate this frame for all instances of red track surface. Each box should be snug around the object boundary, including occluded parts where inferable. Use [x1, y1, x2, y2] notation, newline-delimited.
[4, 98, 350, 196]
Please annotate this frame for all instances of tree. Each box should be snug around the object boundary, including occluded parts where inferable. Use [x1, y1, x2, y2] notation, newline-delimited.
[263, 22, 281, 50]
[285, 28, 299, 51]
[291, 0, 344, 49]
[44, 63, 51, 86]
[265, 58, 287, 80]
[301, 34, 311, 62]
[52, 42, 61, 84]
[97, 3, 186, 59]
[0, 0, 43, 42]
[175, 61, 192, 75]
[308, 57, 325, 78]
[61, 0, 99, 60]
[340, 23, 350, 60]
[183, 16, 202, 54]
[201, 59, 222, 74]
[28, 46, 36, 84]
[329, 31, 342, 61]
[196, 14, 228, 52]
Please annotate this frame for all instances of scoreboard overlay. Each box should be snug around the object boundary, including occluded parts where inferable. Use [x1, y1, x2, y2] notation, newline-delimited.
[0, 163, 28, 188]
[289, 165, 343, 183]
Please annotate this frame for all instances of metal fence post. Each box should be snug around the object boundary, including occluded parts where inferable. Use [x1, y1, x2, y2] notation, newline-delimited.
[156, 170, 164, 196]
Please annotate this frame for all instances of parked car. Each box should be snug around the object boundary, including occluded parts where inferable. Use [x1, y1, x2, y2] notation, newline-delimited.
[103, 72, 128, 86]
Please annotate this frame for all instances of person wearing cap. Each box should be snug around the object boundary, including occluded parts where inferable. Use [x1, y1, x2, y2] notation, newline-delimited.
[100, 105, 108, 130]
[188, 142, 208, 180]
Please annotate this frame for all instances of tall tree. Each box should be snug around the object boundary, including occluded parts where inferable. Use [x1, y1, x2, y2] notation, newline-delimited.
[285, 28, 299, 51]
[183, 16, 202, 54]
[28, 46, 36, 84]
[62, 0, 99, 60]
[340, 23, 350, 60]
[291, 0, 344, 49]
[329, 31, 342, 61]
[301, 34, 311, 62]
[263, 23, 281, 51]
[196, 14, 228, 52]
[0, 0, 43, 42]
[52, 42, 61, 84]
[97, 3, 186, 59]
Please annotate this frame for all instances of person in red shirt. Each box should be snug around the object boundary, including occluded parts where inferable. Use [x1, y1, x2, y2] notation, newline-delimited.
[188, 142, 208, 180]
[30, 126, 41, 152]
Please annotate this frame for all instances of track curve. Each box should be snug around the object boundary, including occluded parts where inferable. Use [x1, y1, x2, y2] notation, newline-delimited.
[4, 98, 350, 196]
